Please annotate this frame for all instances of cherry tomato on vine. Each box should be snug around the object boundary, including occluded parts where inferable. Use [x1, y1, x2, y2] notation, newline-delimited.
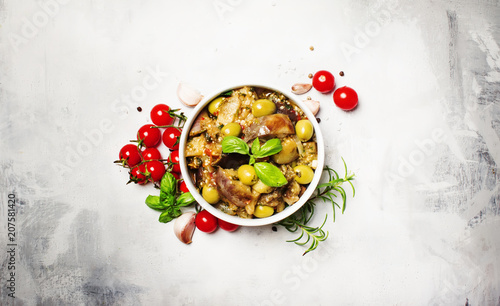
[179, 180, 189, 193]
[163, 127, 182, 150]
[118, 144, 142, 168]
[129, 163, 148, 185]
[171, 171, 181, 180]
[195, 210, 218, 233]
[168, 150, 181, 173]
[218, 219, 239, 232]
[312, 70, 335, 93]
[145, 160, 166, 183]
[150, 104, 174, 126]
[137, 124, 161, 148]
[333, 86, 358, 111]
[141, 147, 162, 161]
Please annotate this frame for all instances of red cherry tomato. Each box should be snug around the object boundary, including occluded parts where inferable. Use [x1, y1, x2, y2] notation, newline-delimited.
[333, 86, 358, 111]
[218, 219, 239, 232]
[129, 163, 148, 185]
[195, 210, 218, 233]
[119, 144, 142, 168]
[179, 180, 189, 193]
[150, 104, 174, 126]
[145, 160, 166, 182]
[171, 171, 181, 180]
[137, 124, 161, 148]
[312, 70, 335, 93]
[168, 150, 181, 173]
[163, 127, 182, 150]
[141, 147, 162, 161]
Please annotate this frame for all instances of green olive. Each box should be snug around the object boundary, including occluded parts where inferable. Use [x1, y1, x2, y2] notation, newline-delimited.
[221, 122, 242, 137]
[237, 165, 258, 186]
[295, 120, 314, 142]
[202, 186, 220, 204]
[272, 138, 299, 164]
[208, 97, 224, 115]
[252, 180, 273, 194]
[252, 99, 276, 117]
[253, 205, 275, 218]
[294, 165, 314, 184]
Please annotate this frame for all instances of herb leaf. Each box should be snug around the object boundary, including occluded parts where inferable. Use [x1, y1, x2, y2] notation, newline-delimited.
[176, 192, 196, 207]
[146, 172, 197, 224]
[251, 138, 261, 156]
[277, 158, 356, 255]
[159, 207, 182, 223]
[254, 162, 287, 187]
[158, 211, 174, 223]
[221, 136, 249, 155]
[254, 138, 282, 158]
[160, 172, 177, 195]
[219, 90, 233, 97]
[160, 193, 175, 208]
[145, 195, 164, 211]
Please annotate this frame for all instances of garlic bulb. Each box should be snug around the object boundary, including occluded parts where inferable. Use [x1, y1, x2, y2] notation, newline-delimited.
[174, 211, 196, 244]
[303, 99, 320, 116]
[177, 82, 203, 107]
[291, 83, 312, 95]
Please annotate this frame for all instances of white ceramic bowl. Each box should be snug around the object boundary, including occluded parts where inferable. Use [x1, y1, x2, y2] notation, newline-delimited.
[179, 84, 325, 226]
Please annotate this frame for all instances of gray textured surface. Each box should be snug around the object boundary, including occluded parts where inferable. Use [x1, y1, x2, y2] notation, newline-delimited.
[1, 0, 499, 305]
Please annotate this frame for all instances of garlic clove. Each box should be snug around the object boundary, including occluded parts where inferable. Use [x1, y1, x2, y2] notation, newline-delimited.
[174, 211, 196, 244]
[303, 99, 320, 116]
[177, 82, 203, 107]
[291, 83, 312, 95]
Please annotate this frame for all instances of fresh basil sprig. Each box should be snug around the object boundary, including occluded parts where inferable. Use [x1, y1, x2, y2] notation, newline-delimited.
[221, 136, 287, 187]
[145, 172, 196, 223]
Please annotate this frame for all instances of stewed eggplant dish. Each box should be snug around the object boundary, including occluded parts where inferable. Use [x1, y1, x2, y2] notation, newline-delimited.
[185, 86, 318, 219]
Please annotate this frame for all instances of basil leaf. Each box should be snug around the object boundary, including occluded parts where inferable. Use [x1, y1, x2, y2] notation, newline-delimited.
[158, 208, 182, 223]
[251, 138, 261, 156]
[254, 138, 282, 158]
[160, 192, 175, 208]
[176, 192, 196, 207]
[219, 90, 233, 97]
[174, 207, 182, 217]
[221, 136, 249, 155]
[254, 162, 288, 187]
[160, 172, 177, 195]
[145, 195, 165, 211]
[158, 211, 174, 223]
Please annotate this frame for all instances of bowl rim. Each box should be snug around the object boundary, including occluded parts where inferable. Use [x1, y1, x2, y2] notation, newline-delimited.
[179, 83, 325, 227]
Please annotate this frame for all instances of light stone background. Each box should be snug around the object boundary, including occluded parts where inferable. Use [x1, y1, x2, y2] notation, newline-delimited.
[1, 0, 499, 305]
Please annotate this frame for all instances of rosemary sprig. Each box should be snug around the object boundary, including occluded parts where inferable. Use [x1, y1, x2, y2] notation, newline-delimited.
[277, 158, 355, 255]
